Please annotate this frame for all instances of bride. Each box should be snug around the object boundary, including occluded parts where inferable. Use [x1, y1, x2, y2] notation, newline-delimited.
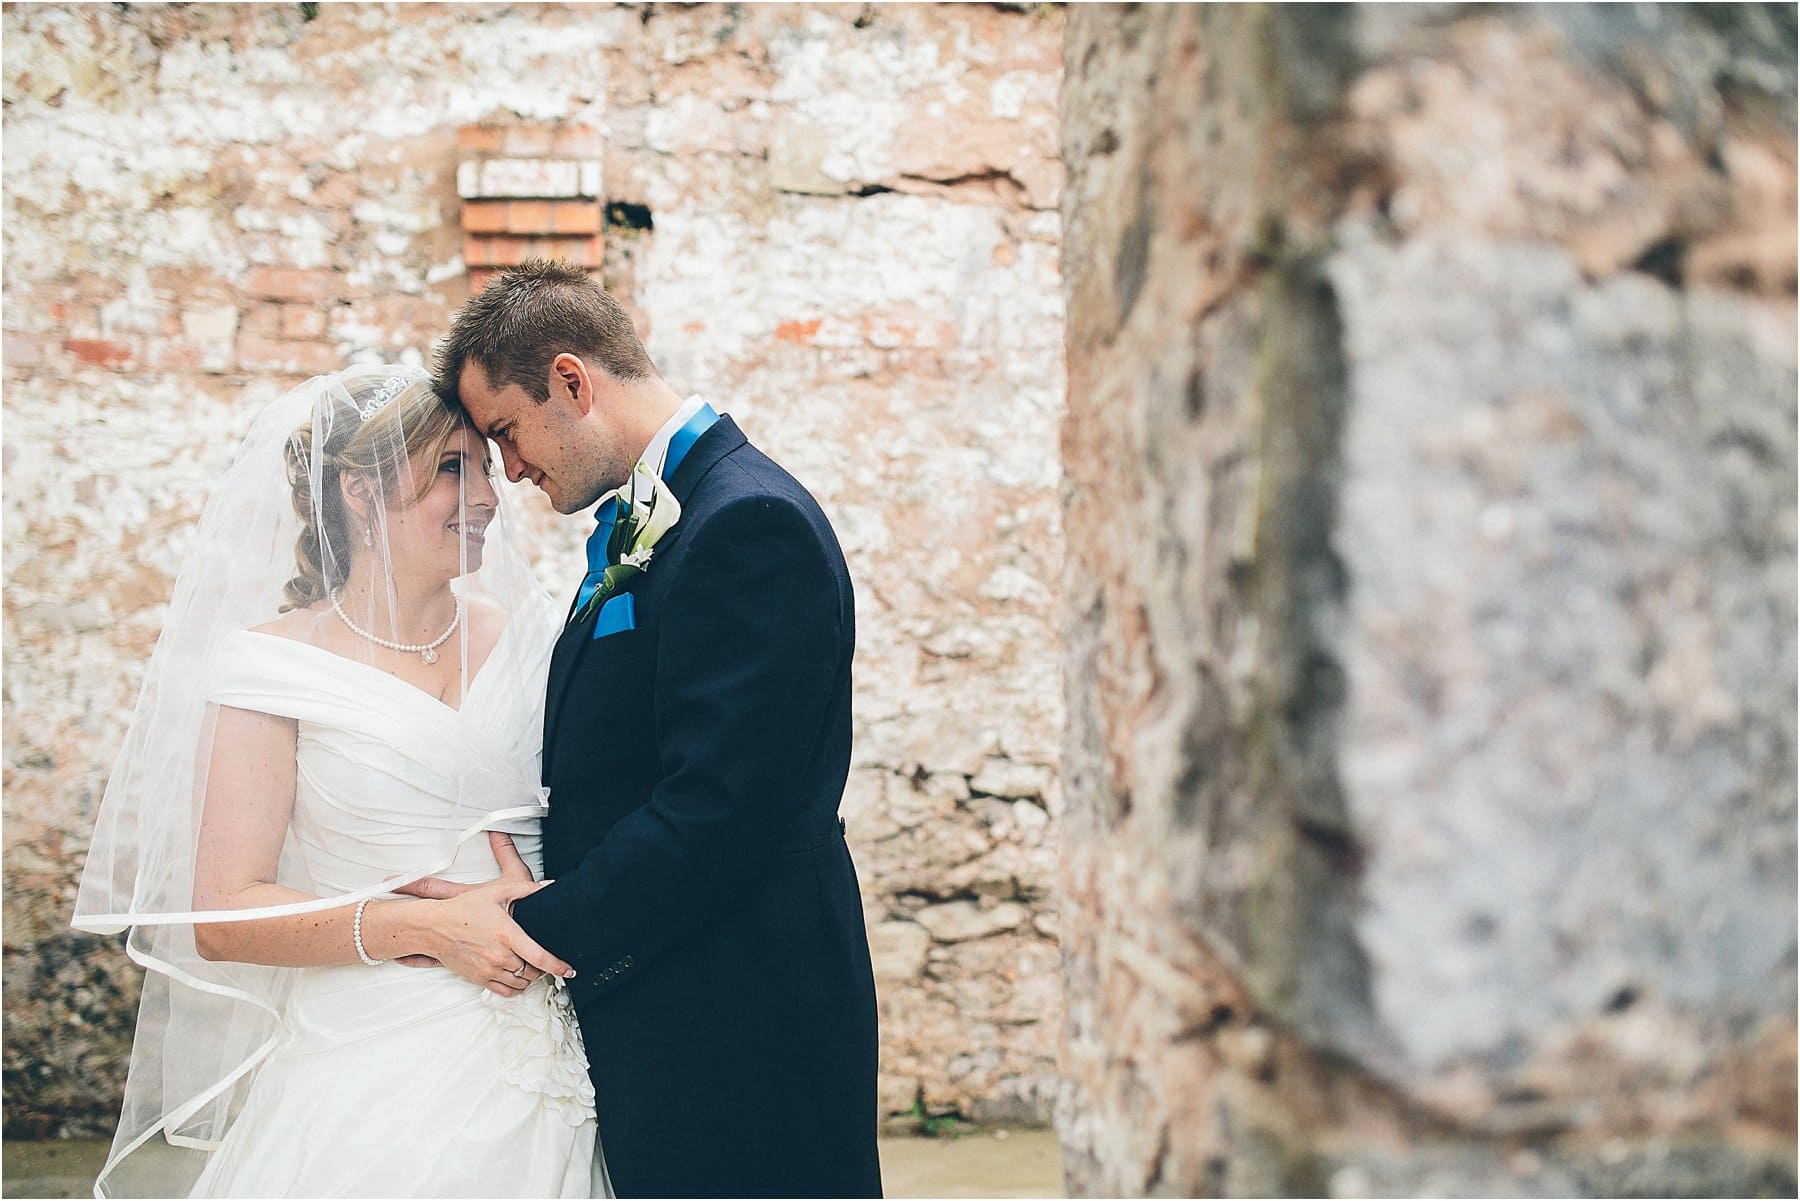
[73, 365, 609, 1198]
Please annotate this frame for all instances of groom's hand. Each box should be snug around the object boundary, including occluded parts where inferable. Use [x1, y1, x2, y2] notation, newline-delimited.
[393, 832, 575, 995]
[396, 831, 535, 902]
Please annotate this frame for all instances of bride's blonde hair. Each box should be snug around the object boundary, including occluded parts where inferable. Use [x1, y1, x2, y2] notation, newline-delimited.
[280, 376, 463, 611]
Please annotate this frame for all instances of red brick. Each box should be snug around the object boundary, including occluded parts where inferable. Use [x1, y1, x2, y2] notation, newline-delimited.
[501, 126, 555, 157]
[464, 235, 534, 268]
[549, 235, 604, 267]
[64, 338, 135, 367]
[463, 236, 496, 268]
[550, 200, 603, 235]
[551, 125, 604, 158]
[461, 201, 510, 234]
[464, 232, 606, 269]
[241, 303, 284, 338]
[514, 237, 547, 265]
[246, 268, 345, 303]
[142, 342, 203, 372]
[507, 200, 553, 233]
[457, 125, 505, 154]
[237, 336, 340, 376]
[775, 319, 823, 345]
[280, 306, 329, 339]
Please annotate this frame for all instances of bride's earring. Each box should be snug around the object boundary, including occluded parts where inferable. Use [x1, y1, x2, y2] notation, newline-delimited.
[363, 525, 373, 548]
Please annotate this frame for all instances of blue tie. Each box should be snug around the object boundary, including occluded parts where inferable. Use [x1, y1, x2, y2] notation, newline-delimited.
[572, 403, 719, 616]
[573, 495, 622, 614]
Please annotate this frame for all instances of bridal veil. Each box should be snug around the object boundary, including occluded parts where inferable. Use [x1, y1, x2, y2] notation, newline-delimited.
[71, 364, 559, 1197]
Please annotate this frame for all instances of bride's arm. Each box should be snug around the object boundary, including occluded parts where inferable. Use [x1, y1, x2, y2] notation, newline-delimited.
[191, 705, 571, 994]
[191, 704, 418, 966]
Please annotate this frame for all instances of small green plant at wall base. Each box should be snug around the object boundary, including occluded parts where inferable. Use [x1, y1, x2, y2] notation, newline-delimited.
[923, 1114, 965, 1139]
[908, 1098, 965, 1139]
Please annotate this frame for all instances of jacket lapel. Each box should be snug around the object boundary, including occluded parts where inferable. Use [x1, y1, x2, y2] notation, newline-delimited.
[542, 615, 588, 780]
[629, 415, 744, 561]
[540, 415, 748, 777]
[667, 414, 744, 505]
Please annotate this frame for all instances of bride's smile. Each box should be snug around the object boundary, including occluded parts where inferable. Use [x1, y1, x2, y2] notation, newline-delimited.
[373, 424, 499, 583]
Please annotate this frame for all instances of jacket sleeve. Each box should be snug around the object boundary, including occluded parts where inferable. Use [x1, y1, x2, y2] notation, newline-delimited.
[510, 487, 845, 991]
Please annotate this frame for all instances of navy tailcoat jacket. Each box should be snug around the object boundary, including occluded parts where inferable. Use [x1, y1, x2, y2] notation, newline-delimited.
[511, 415, 882, 1198]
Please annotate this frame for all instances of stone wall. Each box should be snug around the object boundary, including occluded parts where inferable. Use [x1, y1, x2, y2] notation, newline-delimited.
[1059, 4, 1796, 1196]
[2, 2, 1065, 1137]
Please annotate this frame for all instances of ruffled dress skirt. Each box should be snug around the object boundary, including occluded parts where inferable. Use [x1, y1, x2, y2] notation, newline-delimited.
[189, 959, 605, 1198]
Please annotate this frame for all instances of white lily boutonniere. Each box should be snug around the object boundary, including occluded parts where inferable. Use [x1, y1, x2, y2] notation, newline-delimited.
[575, 459, 682, 623]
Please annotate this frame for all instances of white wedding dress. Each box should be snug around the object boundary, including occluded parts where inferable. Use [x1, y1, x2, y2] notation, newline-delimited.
[184, 623, 609, 1198]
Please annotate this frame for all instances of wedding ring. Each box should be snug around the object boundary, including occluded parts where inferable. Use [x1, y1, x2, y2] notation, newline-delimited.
[509, 965, 528, 980]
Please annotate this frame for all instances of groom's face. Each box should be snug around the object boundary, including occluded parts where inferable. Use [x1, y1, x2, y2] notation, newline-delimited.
[458, 358, 618, 515]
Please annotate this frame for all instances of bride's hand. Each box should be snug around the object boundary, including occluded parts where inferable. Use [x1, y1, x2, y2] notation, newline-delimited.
[392, 833, 575, 995]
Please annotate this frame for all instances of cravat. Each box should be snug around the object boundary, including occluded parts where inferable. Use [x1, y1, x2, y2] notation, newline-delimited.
[573, 495, 622, 615]
[571, 403, 719, 618]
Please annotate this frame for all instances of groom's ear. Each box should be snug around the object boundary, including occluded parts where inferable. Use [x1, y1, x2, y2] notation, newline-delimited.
[549, 353, 594, 417]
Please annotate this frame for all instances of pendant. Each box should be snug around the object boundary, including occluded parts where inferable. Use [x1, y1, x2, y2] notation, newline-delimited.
[421, 647, 439, 664]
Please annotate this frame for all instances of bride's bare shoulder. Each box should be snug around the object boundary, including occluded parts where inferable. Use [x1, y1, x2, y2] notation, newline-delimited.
[248, 604, 332, 643]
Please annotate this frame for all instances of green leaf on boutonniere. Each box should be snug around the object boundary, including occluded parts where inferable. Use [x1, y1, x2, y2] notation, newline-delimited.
[607, 504, 636, 564]
[576, 562, 643, 624]
[603, 561, 641, 594]
[578, 461, 684, 627]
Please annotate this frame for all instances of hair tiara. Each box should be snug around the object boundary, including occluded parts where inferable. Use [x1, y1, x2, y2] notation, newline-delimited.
[353, 371, 427, 421]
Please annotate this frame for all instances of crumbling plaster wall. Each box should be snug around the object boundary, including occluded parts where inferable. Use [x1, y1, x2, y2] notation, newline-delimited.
[3, 1, 1065, 1136]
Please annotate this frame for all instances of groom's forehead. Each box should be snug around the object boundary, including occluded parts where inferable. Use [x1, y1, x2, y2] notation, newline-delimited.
[457, 360, 514, 428]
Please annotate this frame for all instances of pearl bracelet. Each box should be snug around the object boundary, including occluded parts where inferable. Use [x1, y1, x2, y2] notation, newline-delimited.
[352, 898, 385, 967]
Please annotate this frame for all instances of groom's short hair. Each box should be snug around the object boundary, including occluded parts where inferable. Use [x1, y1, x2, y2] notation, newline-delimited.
[434, 259, 657, 403]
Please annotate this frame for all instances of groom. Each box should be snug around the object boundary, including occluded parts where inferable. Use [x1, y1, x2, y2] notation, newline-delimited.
[430, 260, 881, 1197]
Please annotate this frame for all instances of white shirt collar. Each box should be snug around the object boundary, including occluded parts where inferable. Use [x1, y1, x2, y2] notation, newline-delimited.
[641, 395, 708, 480]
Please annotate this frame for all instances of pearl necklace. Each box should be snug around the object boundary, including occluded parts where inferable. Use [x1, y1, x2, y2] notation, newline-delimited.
[330, 589, 461, 664]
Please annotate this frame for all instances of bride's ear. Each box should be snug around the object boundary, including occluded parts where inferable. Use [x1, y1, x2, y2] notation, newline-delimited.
[339, 471, 376, 527]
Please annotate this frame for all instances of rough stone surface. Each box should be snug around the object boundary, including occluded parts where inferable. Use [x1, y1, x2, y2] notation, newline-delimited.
[3, 3, 1064, 1137]
[1060, 4, 1795, 1196]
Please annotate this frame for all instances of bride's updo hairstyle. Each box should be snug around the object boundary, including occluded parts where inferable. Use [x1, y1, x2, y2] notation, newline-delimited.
[280, 373, 462, 611]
